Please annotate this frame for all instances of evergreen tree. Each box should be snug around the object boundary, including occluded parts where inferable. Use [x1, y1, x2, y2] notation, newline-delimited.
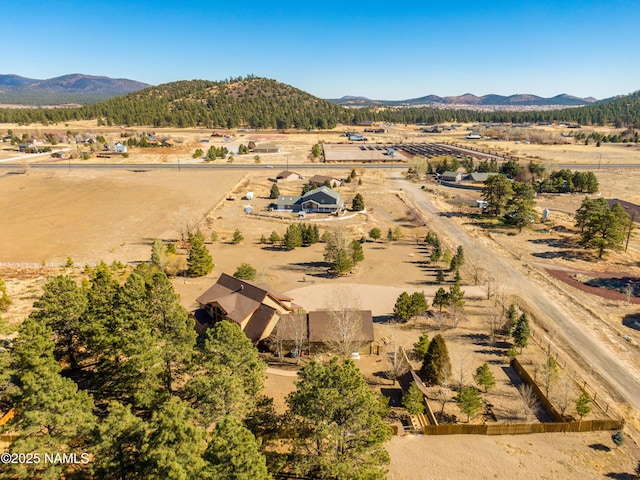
[187, 321, 265, 423]
[448, 282, 465, 310]
[0, 277, 11, 312]
[29, 274, 88, 371]
[575, 392, 592, 420]
[269, 183, 280, 199]
[413, 333, 430, 359]
[350, 239, 364, 264]
[283, 224, 303, 250]
[455, 386, 483, 422]
[352, 192, 365, 211]
[504, 303, 518, 335]
[505, 181, 536, 231]
[432, 287, 450, 312]
[513, 312, 531, 352]
[369, 227, 382, 242]
[473, 363, 496, 392]
[269, 230, 281, 244]
[420, 334, 451, 386]
[93, 401, 148, 480]
[409, 291, 428, 317]
[576, 198, 631, 258]
[233, 262, 257, 281]
[286, 358, 391, 479]
[141, 397, 207, 479]
[393, 292, 412, 322]
[6, 317, 96, 479]
[202, 415, 270, 480]
[147, 272, 197, 399]
[232, 228, 244, 244]
[187, 231, 214, 276]
[402, 382, 425, 415]
[482, 174, 514, 216]
[436, 269, 446, 284]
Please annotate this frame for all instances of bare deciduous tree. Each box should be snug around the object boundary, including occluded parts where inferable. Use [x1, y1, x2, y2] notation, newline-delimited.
[386, 338, 410, 385]
[558, 375, 573, 418]
[433, 386, 452, 417]
[171, 206, 202, 242]
[324, 287, 363, 357]
[518, 384, 539, 421]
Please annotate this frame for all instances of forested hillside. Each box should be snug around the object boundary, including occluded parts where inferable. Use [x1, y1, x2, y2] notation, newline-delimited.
[0, 76, 638, 128]
[0, 76, 350, 129]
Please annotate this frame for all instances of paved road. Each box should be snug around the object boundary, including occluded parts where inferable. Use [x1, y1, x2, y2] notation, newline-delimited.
[395, 177, 640, 411]
[0, 162, 639, 171]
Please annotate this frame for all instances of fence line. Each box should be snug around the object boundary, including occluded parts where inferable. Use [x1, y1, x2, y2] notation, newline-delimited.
[527, 326, 614, 416]
[511, 358, 564, 422]
[421, 418, 624, 436]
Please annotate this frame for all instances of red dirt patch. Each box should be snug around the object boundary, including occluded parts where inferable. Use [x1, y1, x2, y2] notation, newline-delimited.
[546, 268, 640, 304]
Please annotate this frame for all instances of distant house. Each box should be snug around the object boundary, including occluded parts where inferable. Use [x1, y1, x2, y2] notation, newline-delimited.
[50, 151, 70, 159]
[273, 171, 301, 182]
[349, 134, 367, 141]
[466, 172, 497, 183]
[276, 186, 344, 213]
[466, 132, 482, 139]
[307, 175, 342, 188]
[252, 143, 282, 154]
[277, 310, 375, 354]
[193, 273, 300, 344]
[114, 142, 127, 153]
[358, 121, 374, 126]
[440, 171, 464, 182]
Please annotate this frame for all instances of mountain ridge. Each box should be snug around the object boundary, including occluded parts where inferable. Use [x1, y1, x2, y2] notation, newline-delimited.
[0, 73, 150, 105]
[328, 92, 598, 107]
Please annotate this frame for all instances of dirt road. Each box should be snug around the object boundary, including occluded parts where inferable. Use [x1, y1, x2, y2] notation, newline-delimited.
[393, 176, 640, 412]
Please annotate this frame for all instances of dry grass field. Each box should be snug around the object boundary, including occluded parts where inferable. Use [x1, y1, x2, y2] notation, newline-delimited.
[2, 121, 640, 479]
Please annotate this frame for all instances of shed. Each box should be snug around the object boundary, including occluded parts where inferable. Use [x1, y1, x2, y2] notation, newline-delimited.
[440, 171, 463, 182]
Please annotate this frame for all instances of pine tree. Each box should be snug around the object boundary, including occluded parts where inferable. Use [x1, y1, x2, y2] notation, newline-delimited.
[420, 334, 451, 386]
[352, 192, 365, 211]
[141, 397, 207, 479]
[402, 382, 425, 415]
[455, 386, 483, 422]
[513, 312, 531, 352]
[473, 363, 496, 392]
[202, 415, 270, 480]
[350, 239, 364, 264]
[187, 231, 214, 276]
[232, 229, 244, 244]
[369, 227, 382, 242]
[283, 224, 302, 250]
[233, 262, 257, 281]
[432, 287, 450, 312]
[269, 183, 280, 199]
[413, 333, 430, 359]
[0, 277, 11, 312]
[93, 401, 148, 480]
[393, 292, 412, 322]
[286, 358, 391, 479]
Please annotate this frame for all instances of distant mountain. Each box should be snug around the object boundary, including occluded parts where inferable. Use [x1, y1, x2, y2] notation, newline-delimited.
[328, 92, 598, 107]
[0, 73, 150, 105]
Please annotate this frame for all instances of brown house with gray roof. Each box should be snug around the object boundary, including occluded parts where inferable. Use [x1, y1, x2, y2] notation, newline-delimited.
[276, 310, 375, 354]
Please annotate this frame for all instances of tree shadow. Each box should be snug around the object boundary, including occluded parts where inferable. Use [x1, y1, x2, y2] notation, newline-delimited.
[585, 276, 639, 296]
[462, 333, 490, 345]
[475, 348, 507, 358]
[380, 388, 404, 407]
[279, 261, 333, 278]
[622, 313, 640, 331]
[604, 473, 636, 480]
[528, 237, 576, 249]
[588, 443, 611, 452]
[373, 314, 395, 324]
[531, 250, 586, 261]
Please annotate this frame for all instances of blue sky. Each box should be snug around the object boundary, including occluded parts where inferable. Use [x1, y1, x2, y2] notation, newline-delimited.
[3, 0, 639, 100]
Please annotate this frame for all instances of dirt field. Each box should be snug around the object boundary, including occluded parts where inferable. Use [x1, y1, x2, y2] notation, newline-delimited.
[0, 169, 244, 264]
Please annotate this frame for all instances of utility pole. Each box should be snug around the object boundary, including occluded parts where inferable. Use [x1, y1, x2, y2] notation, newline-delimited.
[625, 211, 636, 252]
